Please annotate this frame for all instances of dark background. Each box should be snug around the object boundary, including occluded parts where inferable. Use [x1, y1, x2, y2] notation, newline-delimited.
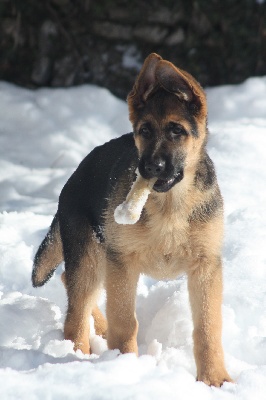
[1, 0, 266, 99]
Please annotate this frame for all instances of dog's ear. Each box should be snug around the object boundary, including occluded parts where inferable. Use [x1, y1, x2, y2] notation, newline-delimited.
[156, 60, 206, 113]
[127, 53, 162, 107]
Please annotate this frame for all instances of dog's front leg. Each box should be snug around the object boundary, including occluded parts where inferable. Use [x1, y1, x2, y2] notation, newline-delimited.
[106, 262, 139, 355]
[187, 256, 232, 386]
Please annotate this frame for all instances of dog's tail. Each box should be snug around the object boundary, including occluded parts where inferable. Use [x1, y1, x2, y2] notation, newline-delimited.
[32, 213, 63, 287]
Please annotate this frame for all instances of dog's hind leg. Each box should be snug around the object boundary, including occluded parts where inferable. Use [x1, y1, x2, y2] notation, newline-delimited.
[60, 216, 105, 354]
[63, 255, 104, 354]
[64, 276, 99, 354]
[106, 259, 140, 355]
[62, 271, 107, 339]
[92, 306, 107, 338]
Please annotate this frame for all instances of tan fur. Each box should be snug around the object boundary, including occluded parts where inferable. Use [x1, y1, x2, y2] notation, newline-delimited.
[104, 185, 231, 386]
[103, 54, 231, 386]
[61, 238, 106, 354]
[61, 272, 107, 338]
[33, 53, 232, 387]
[106, 264, 139, 355]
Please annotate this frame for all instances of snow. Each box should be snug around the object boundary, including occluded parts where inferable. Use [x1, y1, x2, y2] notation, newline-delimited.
[0, 75, 266, 399]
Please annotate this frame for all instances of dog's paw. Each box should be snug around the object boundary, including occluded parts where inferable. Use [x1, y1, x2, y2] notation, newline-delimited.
[197, 369, 233, 387]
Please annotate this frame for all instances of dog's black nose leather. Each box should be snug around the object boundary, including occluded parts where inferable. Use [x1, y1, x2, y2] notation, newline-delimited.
[144, 158, 166, 178]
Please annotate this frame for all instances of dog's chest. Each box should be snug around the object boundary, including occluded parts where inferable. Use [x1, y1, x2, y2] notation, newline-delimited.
[115, 214, 192, 279]
[144, 222, 191, 278]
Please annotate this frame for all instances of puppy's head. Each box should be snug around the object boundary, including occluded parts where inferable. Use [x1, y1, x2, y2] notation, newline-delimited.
[128, 53, 208, 193]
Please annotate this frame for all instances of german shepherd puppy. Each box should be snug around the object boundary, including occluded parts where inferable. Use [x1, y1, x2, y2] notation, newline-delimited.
[32, 53, 232, 386]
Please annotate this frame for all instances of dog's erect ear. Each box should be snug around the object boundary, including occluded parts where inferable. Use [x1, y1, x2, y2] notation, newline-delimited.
[127, 53, 162, 107]
[156, 60, 206, 112]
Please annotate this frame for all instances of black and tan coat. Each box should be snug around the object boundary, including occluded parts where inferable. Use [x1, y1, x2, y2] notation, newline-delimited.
[32, 53, 232, 387]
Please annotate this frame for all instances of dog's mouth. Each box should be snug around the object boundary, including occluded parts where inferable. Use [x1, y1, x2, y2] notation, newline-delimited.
[153, 170, 184, 193]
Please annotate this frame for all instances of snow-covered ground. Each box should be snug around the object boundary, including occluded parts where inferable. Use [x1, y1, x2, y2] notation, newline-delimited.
[0, 76, 266, 399]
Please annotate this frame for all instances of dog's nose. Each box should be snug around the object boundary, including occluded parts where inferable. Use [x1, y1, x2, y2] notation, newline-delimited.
[144, 158, 166, 178]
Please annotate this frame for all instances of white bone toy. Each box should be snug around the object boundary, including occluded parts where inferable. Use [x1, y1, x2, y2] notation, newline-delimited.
[114, 170, 156, 225]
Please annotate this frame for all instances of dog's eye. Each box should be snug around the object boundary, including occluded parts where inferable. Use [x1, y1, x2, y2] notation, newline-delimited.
[139, 126, 152, 139]
[168, 123, 187, 137]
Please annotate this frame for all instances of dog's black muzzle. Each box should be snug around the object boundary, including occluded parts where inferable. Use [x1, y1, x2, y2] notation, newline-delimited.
[138, 156, 184, 193]
[152, 170, 184, 192]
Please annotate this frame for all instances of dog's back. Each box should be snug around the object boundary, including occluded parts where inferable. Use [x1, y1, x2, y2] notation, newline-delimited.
[58, 133, 138, 241]
[32, 133, 137, 287]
